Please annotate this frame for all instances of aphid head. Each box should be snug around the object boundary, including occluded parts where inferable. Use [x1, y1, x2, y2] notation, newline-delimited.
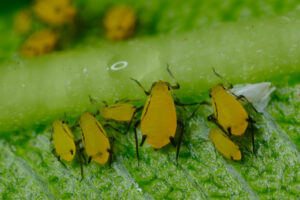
[151, 81, 169, 92]
[210, 84, 226, 96]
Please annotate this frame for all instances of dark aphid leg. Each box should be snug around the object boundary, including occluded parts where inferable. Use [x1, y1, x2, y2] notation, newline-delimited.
[133, 120, 140, 161]
[176, 120, 185, 164]
[169, 137, 176, 147]
[189, 101, 211, 118]
[52, 149, 67, 168]
[88, 95, 100, 116]
[236, 95, 261, 114]
[104, 123, 124, 134]
[131, 78, 150, 95]
[140, 135, 147, 147]
[207, 114, 228, 135]
[247, 117, 256, 154]
[108, 137, 115, 167]
[88, 156, 92, 164]
[212, 67, 233, 89]
[125, 106, 143, 134]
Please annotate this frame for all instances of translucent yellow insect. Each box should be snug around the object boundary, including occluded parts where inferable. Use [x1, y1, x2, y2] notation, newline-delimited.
[209, 128, 242, 160]
[99, 102, 136, 122]
[14, 9, 32, 35]
[208, 68, 257, 152]
[51, 119, 84, 180]
[20, 29, 58, 57]
[33, 0, 76, 26]
[52, 119, 76, 162]
[79, 112, 112, 165]
[103, 5, 136, 40]
[131, 66, 197, 161]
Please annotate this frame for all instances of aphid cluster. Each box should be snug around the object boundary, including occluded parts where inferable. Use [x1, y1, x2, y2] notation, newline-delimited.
[51, 67, 259, 180]
[14, 2, 136, 57]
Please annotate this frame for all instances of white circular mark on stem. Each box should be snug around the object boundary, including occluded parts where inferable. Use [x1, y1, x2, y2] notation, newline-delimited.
[110, 61, 128, 71]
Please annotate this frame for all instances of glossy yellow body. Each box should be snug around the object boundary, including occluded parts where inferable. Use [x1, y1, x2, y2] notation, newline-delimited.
[52, 119, 76, 162]
[79, 112, 110, 165]
[14, 10, 32, 35]
[209, 128, 242, 160]
[20, 29, 58, 57]
[210, 84, 248, 136]
[33, 0, 76, 26]
[100, 103, 135, 121]
[140, 81, 177, 149]
[103, 5, 136, 40]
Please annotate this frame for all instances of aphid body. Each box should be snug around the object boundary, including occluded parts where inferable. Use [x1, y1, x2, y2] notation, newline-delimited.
[103, 5, 136, 40]
[210, 84, 248, 136]
[79, 112, 111, 165]
[209, 128, 241, 160]
[33, 0, 76, 26]
[140, 81, 177, 149]
[100, 103, 135, 121]
[20, 29, 58, 57]
[52, 119, 76, 162]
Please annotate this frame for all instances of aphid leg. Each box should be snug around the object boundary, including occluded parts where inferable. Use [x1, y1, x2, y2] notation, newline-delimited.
[176, 121, 185, 163]
[126, 106, 143, 134]
[189, 101, 211, 118]
[169, 137, 176, 147]
[227, 127, 232, 137]
[140, 135, 147, 147]
[247, 117, 256, 154]
[108, 137, 115, 167]
[88, 156, 92, 164]
[166, 64, 180, 90]
[104, 123, 124, 134]
[89, 95, 109, 106]
[133, 120, 140, 161]
[88, 95, 100, 115]
[236, 95, 261, 114]
[77, 148, 84, 181]
[52, 149, 67, 168]
[131, 78, 150, 95]
[212, 67, 233, 89]
[207, 114, 228, 135]
[70, 123, 80, 129]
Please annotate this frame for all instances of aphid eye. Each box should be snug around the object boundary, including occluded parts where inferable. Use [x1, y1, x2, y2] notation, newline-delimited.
[70, 149, 74, 155]
[54, 6, 61, 13]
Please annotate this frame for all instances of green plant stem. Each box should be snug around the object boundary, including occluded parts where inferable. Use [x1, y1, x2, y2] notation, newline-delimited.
[0, 16, 299, 134]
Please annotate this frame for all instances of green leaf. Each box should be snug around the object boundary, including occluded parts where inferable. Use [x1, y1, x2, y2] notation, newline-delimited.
[0, 1, 299, 199]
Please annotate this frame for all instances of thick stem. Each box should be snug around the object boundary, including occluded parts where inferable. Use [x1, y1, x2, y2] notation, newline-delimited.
[0, 16, 299, 134]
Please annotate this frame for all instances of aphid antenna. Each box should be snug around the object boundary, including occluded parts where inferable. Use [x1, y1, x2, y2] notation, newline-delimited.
[212, 67, 233, 89]
[131, 78, 150, 95]
[166, 63, 180, 90]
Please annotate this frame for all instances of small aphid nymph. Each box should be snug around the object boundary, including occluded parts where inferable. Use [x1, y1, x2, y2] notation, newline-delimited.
[52, 119, 76, 162]
[103, 5, 136, 40]
[33, 0, 76, 26]
[79, 112, 112, 165]
[20, 29, 58, 57]
[209, 128, 242, 160]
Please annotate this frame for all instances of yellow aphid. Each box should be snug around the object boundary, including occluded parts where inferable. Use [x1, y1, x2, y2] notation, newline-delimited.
[100, 103, 136, 121]
[103, 5, 136, 40]
[210, 84, 248, 136]
[79, 112, 111, 165]
[209, 128, 242, 160]
[20, 29, 58, 57]
[140, 81, 177, 149]
[33, 0, 76, 26]
[14, 10, 32, 35]
[52, 119, 76, 162]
